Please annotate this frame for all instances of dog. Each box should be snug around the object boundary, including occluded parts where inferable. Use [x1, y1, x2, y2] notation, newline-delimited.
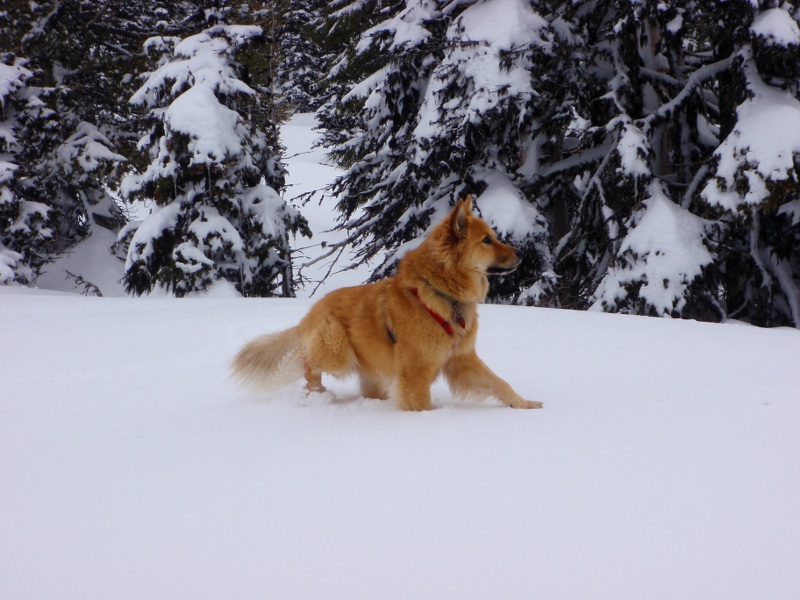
[232, 196, 542, 411]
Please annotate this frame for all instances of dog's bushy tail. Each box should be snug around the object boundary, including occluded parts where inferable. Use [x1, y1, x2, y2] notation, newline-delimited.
[231, 327, 305, 391]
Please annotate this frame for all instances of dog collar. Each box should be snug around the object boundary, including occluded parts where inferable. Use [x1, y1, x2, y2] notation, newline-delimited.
[410, 287, 465, 336]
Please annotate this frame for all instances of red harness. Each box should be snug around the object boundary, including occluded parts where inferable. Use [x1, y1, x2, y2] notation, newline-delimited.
[411, 287, 465, 336]
[386, 287, 466, 343]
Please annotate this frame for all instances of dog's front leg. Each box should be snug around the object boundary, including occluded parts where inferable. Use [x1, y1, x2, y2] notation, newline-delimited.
[396, 368, 436, 411]
[394, 347, 438, 411]
[444, 352, 542, 409]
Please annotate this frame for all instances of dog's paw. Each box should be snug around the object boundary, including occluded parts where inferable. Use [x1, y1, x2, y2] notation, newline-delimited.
[511, 399, 543, 409]
[302, 389, 337, 407]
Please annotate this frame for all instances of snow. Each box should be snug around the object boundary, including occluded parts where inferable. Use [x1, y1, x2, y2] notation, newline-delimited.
[2, 290, 800, 600]
[8, 199, 50, 235]
[174, 241, 215, 272]
[701, 58, 800, 212]
[0, 59, 31, 109]
[133, 27, 259, 109]
[592, 183, 713, 315]
[616, 121, 651, 176]
[751, 7, 800, 46]
[55, 122, 127, 174]
[413, 0, 551, 142]
[474, 169, 545, 241]
[3, 92, 800, 599]
[165, 82, 243, 164]
[357, 0, 437, 53]
[666, 14, 683, 34]
[0, 244, 23, 283]
[125, 201, 181, 271]
[280, 113, 366, 296]
[127, 26, 263, 191]
[239, 184, 287, 240]
[341, 66, 390, 103]
[134, 28, 259, 167]
[455, 0, 550, 50]
[0, 159, 18, 191]
[35, 225, 127, 296]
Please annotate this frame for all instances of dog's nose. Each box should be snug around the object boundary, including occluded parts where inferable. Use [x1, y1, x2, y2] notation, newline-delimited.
[515, 249, 523, 259]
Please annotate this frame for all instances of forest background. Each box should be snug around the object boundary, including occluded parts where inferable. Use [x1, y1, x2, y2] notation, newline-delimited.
[2, 0, 800, 327]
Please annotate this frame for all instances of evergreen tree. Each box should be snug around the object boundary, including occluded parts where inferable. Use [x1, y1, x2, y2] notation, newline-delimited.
[121, 19, 310, 297]
[0, 0, 199, 287]
[275, 0, 329, 113]
[321, 0, 800, 327]
[319, 0, 567, 303]
[698, 4, 800, 326]
[0, 55, 54, 284]
[553, 0, 726, 319]
[316, 0, 405, 152]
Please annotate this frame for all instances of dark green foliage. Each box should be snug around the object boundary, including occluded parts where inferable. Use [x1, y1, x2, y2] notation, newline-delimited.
[319, 0, 800, 327]
[121, 19, 309, 297]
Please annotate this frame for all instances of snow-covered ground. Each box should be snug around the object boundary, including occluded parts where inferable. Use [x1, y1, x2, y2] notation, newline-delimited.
[3, 115, 800, 599]
[2, 289, 799, 599]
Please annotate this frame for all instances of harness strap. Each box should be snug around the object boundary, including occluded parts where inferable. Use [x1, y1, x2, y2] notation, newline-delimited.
[411, 287, 465, 336]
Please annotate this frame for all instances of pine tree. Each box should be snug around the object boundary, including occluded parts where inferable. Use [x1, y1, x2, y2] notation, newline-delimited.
[315, 0, 405, 153]
[275, 0, 329, 113]
[121, 19, 310, 297]
[319, 0, 800, 327]
[319, 0, 566, 303]
[0, 54, 54, 284]
[533, 0, 800, 325]
[0, 0, 199, 288]
[553, 0, 726, 319]
[697, 3, 800, 326]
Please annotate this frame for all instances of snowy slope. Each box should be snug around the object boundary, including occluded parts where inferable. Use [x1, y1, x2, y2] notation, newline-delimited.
[2, 288, 799, 600]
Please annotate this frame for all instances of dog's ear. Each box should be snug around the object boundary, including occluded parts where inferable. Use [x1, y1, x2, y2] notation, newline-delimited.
[450, 196, 473, 238]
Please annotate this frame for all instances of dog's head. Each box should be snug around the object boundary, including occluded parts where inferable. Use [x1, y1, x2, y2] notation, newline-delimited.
[447, 196, 522, 276]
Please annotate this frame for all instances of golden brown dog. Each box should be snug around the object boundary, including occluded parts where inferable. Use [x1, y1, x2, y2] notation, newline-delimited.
[232, 196, 542, 411]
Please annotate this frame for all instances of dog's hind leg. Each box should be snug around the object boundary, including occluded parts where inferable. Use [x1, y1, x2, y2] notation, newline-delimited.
[359, 370, 388, 400]
[304, 361, 326, 393]
[300, 314, 356, 379]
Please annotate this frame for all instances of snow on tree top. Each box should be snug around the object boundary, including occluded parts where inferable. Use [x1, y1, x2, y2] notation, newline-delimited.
[357, 0, 438, 53]
[132, 27, 259, 109]
[452, 0, 551, 51]
[751, 7, 800, 47]
[55, 122, 127, 175]
[701, 61, 800, 212]
[166, 83, 243, 165]
[131, 26, 265, 167]
[174, 25, 263, 57]
[413, 0, 552, 142]
[0, 60, 32, 109]
[592, 183, 713, 316]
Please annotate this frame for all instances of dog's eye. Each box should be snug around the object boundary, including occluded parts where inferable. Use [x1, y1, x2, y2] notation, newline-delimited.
[482, 236, 493, 245]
